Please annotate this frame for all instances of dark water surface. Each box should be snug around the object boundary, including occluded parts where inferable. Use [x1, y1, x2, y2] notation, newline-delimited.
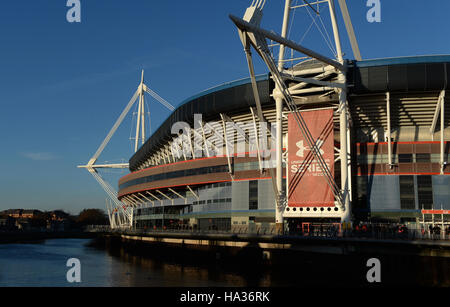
[0, 239, 249, 287]
[0, 238, 448, 287]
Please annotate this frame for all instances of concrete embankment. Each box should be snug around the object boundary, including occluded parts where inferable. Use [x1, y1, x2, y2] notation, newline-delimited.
[93, 232, 450, 286]
[104, 231, 450, 258]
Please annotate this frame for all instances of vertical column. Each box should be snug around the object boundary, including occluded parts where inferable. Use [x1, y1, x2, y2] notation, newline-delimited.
[134, 91, 142, 153]
[347, 119, 352, 203]
[274, 0, 291, 232]
[220, 115, 233, 174]
[141, 70, 146, 146]
[135, 70, 146, 153]
[441, 92, 445, 174]
[339, 86, 351, 222]
[387, 92, 393, 168]
[141, 92, 145, 145]
[328, 0, 351, 222]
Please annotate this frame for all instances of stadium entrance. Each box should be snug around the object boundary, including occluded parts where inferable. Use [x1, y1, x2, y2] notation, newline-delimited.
[286, 218, 342, 236]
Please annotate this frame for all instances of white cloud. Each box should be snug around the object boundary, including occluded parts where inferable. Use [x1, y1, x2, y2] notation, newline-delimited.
[21, 152, 59, 161]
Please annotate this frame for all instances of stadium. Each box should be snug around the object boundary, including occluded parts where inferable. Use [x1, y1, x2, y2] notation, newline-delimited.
[116, 55, 450, 232]
[87, 1, 450, 233]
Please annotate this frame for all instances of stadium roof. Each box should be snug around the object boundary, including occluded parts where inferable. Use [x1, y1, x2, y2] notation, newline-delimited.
[354, 55, 450, 68]
[130, 55, 450, 171]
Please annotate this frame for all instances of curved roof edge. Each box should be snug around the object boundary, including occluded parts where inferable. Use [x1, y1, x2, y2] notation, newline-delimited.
[147, 73, 270, 139]
[178, 73, 269, 106]
[353, 55, 450, 68]
[129, 74, 272, 171]
[348, 55, 450, 94]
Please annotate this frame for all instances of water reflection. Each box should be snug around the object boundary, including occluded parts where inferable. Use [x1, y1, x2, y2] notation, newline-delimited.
[106, 245, 250, 287]
[0, 238, 448, 287]
[101, 239, 450, 287]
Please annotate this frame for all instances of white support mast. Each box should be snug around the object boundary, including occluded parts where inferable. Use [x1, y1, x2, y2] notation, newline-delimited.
[336, 0, 362, 61]
[78, 71, 175, 229]
[231, 0, 361, 226]
[328, 0, 352, 223]
[274, 0, 291, 231]
[135, 71, 144, 153]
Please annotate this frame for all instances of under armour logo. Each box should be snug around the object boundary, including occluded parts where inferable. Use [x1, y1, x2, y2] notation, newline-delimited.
[296, 140, 307, 157]
[295, 140, 324, 158]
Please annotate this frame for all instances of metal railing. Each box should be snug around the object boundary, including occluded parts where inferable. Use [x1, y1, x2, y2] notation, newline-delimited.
[84, 225, 112, 232]
[115, 223, 450, 242]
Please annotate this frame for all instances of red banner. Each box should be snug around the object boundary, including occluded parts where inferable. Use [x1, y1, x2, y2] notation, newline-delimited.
[288, 109, 335, 207]
[422, 210, 450, 215]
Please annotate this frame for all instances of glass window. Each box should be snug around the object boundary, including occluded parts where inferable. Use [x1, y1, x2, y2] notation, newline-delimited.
[398, 154, 413, 163]
[355, 176, 368, 209]
[399, 176, 415, 210]
[416, 153, 431, 163]
[249, 180, 258, 210]
[417, 175, 433, 210]
[431, 154, 441, 163]
[119, 163, 230, 190]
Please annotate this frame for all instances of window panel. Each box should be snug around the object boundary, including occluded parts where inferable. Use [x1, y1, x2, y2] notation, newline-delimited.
[416, 153, 430, 163]
[417, 175, 433, 210]
[249, 180, 258, 210]
[399, 176, 415, 210]
[398, 154, 413, 163]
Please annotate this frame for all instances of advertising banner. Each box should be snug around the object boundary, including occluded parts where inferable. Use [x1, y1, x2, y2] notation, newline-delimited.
[288, 109, 335, 207]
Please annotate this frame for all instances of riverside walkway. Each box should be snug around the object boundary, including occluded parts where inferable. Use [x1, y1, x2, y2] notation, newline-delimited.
[97, 226, 450, 258]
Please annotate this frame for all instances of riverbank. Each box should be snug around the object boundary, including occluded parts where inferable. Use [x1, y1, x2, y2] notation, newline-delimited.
[0, 231, 99, 244]
[90, 232, 450, 286]
[104, 230, 450, 256]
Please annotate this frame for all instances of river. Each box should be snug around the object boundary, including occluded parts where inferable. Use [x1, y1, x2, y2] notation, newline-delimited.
[0, 238, 448, 287]
[0, 238, 253, 287]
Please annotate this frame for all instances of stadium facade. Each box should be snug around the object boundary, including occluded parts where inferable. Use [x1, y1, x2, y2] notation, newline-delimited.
[117, 55, 450, 231]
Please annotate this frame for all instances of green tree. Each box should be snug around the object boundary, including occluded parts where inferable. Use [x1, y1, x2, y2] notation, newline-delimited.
[76, 209, 108, 226]
[30, 212, 50, 228]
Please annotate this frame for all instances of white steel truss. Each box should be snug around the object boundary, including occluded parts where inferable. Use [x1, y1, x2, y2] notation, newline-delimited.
[78, 71, 175, 229]
[156, 189, 173, 205]
[230, 0, 360, 224]
[138, 192, 154, 206]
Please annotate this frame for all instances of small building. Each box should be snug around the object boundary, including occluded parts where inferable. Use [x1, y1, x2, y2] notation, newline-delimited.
[2, 209, 42, 219]
[3, 209, 22, 219]
[21, 209, 42, 219]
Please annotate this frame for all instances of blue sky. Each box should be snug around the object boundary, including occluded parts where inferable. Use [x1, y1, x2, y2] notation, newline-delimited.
[0, 0, 449, 214]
